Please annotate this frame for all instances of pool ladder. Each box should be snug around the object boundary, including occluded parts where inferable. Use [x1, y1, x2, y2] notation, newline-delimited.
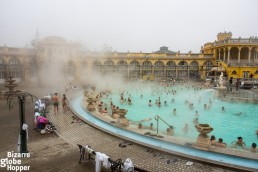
[154, 115, 173, 135]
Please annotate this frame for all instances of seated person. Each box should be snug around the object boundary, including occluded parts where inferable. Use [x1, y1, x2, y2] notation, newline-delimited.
[102, 107, 108, 113]
[98, 102, 103, 107]
[215, 138, 226, 148]
[37, 116, 48, 130]
[250, 143, 257, 153]
[166, 126, 174, 136]
[99, 107, 103, 113]
[210, 135, 216, 145]
[231, 137, 246, 149]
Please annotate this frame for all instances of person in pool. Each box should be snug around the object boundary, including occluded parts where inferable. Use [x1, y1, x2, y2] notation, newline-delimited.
[173, 108, 176, 115]
[182, 123, 189, 134]
[215, 138, 226, 148]
[210, 135, 216, 145]
[250, 143, 257, 153]
[148, 100, 152, 106]
[231, 137, 246, 149]
[234, 112, 243, 116]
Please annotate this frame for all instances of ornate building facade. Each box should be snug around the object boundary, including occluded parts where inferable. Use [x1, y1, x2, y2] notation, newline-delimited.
[202, 32, 258, 79]
[0, 32, 257, 85]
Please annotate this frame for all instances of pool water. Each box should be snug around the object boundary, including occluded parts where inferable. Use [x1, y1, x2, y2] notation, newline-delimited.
[101, 82, 258, 147]
[71, 95, 258, 170]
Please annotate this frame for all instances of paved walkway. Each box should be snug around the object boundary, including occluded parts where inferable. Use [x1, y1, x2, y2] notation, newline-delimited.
[46, 91, 238, 172]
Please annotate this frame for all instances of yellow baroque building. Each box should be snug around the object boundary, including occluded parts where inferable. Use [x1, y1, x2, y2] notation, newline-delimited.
[0, 32, 257, 85]
[202, 32, 258, 79]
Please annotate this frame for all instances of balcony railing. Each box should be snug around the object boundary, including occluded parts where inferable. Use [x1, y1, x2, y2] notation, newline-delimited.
[227, 59, 258, 66]
[214, 38, 258, 46]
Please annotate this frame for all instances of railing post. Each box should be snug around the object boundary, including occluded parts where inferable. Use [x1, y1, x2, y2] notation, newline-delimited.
[156, 118, 159, 135]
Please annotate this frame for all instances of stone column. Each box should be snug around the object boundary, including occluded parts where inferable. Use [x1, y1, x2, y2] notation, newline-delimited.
[248, 47, 252, 64]
[255, 48, 258, 60]
[187, 65, 190, 79]
[218, 49, 221, 60]
[223, 48, 226, 61]
[238, 47, 242, 64]
[227, 47, 231, 64]
[213, 49, 217, 58]
[175, 65, 178, 79]
[140, 65, 142, 79]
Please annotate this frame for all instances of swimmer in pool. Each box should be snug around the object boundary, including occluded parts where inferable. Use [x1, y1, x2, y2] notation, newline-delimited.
[231, 137, 246, 149]
[148, 100, 152, 106]
[234, 112, 243, 116]
[173, 108, 176, 115]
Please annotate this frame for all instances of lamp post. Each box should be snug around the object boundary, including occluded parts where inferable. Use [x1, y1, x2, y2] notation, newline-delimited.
[5, 77, 38, 153]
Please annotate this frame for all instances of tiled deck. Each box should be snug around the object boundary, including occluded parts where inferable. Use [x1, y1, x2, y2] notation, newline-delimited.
[47, 103, 238, 172]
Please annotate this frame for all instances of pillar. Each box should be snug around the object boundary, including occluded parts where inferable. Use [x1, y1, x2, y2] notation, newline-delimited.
[218, 49, 221, 60]
[227, 47, 231, 64]
[213, 49, 217, 58]
[238, 47, 242, 64]
[187, 65, 190, 79]
[248, 47, 252, 64]
[175, 65, 178, 79]
[223, 48, 226, 61]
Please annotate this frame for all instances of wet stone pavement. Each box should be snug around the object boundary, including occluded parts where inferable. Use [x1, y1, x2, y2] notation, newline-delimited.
[46, 100, 238, 172]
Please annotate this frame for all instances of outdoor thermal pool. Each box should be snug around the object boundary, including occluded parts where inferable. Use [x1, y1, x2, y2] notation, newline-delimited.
[99, 81, 258, 147]
[69, 81, 258, 170]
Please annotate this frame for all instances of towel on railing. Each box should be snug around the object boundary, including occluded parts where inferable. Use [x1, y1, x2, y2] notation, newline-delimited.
[102, 153, 111, 169]
[95, 152, 111, 172]
[122, 158, 134, 172]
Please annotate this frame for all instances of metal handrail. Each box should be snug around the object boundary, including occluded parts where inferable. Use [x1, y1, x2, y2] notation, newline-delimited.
[154, 115, 173, 135]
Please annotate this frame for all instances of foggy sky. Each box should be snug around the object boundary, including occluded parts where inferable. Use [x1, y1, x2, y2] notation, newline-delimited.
[0, 0, 257, 53]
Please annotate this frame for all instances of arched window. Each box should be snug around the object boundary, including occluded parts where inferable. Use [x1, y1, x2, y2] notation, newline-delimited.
[129, 61, 140, 69]
[204, 61, 213, 70]
[103, 60, 115, 73]
[117, 61, 128, 76]
[154, 61, 164, 69]
[142, 61, 152, 69]
[166, 61, 176, 69]
[178, 61, 188, 69]
[189, 61, 199, 78]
